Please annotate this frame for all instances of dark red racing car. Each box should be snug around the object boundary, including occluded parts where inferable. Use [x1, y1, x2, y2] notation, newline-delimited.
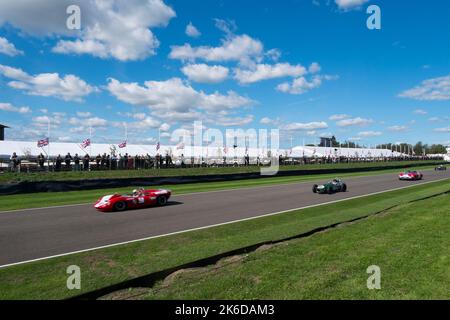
[94, 188, 171, 212]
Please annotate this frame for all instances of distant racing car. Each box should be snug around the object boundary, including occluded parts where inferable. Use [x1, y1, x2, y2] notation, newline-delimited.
[94, 188, 171, 212]
[435, 165, 447, 171]
[398, 170, 423, 181]
[313, 178, 347, 194]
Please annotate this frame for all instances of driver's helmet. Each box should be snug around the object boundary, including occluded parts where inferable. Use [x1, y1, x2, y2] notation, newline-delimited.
[134, 187, 145, 196]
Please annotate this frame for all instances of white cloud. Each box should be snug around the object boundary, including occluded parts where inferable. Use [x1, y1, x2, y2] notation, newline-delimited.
[210, 115, 254, 127]
[0, 0, 176, 61]
[76, 111, 92, 118]
[33, 115, 60, 126]
[413, 109, 428, 115]
[86, 117, 107, 127]
[132, 113, 147, 120]
[399, 75, 450, 101]
[358, 131, 382, 137]
[277, 74, 337, 95]
[281, 121, 328, 131]
[234, 63, 306, 84]
[169, 34, 264, 66]
[277, 76, 323, 95]
[185, 22, 201, 38]
[329, 114, 351, 121]
[265, 49, 281, 62]
[0, 37, 23, 56]
[428, 116, 450, 122]
[0, 64, 96, 102]
[58, 136, 72, 142]
[434, 126, 450, 132]
[337, 117, 373, 127]
[181, 64, 229, 83]
[260, 117, 282, 127]
[387, 125, 408, 132]
[308, 62, 321, 74]
[107, 77, 254, 126]
[259, 117, 274, 125]
[69, 127, 85, 134]
[335, 0, 369, 10]
[0, 102, 31, 114]
[159, 123, 171, 131]
[214, 19, 237, 35]
[117, 112, 147, 120]
[69, 116, 107, 127]
[260, 117, 272, 125]
[126, 117, 161, 131]
[156, 110, 204, 123]
[0, 1, 75, 36]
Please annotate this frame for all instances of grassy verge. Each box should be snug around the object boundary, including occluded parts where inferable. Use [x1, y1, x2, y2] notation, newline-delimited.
[143, 193, 450, 300]
[0, 160, 440, 183]
[0, 178, 449, 299]
[0, 165, 439, 211]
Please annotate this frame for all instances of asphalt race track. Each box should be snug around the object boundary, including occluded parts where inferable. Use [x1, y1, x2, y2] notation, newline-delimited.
[1, 169, 449, 267]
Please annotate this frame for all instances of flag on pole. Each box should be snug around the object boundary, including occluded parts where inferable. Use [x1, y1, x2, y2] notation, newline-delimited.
[81, 138, 91, 149]
[37, 137, 49, 148]
[118, 141, 127, 149]
[156, 141, 160, 151]
[223, 146, 228, 154]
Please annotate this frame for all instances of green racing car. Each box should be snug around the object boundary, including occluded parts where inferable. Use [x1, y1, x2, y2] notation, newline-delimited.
[312, 178, 348, 194]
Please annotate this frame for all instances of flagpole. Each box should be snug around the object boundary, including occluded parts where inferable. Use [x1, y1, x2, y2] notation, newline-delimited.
[206, 130, 209, 165]
[47, 118, 51, 171]
[158, 128, 161, 156]
[125, 122, 128, 156]
[89, 125, 92, 157]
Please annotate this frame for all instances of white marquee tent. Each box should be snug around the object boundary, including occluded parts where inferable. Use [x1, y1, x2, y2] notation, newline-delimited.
[0, 140, 404, 159]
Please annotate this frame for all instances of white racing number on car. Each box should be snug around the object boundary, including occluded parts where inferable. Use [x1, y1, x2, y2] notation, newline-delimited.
[94, 195, 113, 208]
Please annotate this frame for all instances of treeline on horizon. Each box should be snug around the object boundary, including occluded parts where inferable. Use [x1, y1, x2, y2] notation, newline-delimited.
[306, 136, 447, 155]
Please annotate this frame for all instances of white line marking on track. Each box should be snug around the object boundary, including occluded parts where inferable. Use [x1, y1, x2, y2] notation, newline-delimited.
[0, 177, 448, 269]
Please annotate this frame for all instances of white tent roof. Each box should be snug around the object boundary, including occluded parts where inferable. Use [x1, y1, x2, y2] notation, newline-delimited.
[0, 140, 405, 158]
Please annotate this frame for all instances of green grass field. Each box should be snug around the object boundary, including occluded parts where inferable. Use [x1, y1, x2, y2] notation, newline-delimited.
[0, 164, 440, 211]
[0, 160, 439, 183]
[0, 178, 448, 300]
[143, 192, 450, 300]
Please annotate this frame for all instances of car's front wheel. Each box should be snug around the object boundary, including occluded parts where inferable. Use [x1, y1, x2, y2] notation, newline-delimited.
[312, 184, 318, 193]
[157, 196, 168, 206]
[342, 184, 347, 192]
[114, 201, 127, 212]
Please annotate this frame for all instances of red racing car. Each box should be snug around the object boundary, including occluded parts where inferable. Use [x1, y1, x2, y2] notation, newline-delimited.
[398, 170, 423, 181]
[94, 188, 171, 212]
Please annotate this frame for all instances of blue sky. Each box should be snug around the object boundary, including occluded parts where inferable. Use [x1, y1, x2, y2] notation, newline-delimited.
[0, 0, 449, 148]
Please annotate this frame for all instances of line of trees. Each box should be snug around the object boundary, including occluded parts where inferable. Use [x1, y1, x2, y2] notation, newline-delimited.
[374, 142, 447, 155]
[317, 136, 447, 154]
